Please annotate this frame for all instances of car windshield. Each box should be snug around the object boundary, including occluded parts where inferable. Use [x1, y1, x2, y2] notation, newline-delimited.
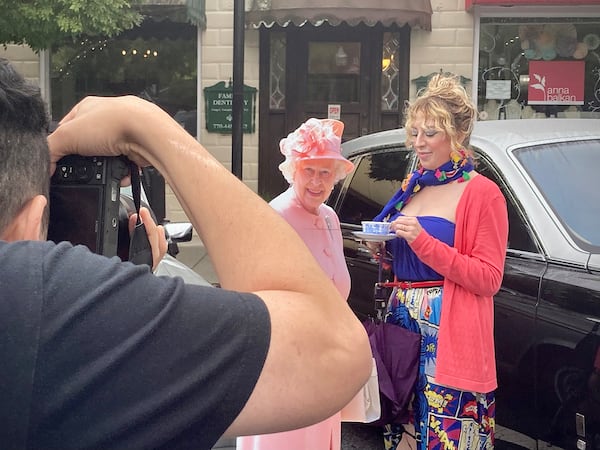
[514, 139, 600, 251]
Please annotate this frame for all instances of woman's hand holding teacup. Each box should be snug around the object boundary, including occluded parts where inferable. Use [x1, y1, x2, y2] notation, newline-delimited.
[391, 216, 422, 244]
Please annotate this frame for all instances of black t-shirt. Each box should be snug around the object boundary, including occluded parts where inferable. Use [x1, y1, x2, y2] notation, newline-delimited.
[0, 240, 271, 449]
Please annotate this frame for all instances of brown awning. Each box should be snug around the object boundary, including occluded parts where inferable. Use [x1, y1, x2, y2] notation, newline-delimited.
[245, 0, 433, 30]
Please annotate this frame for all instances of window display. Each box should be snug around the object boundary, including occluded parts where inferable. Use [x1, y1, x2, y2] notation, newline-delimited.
[477, 17, 600, 120]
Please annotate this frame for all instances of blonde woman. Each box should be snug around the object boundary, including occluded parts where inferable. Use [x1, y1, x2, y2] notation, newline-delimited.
[373, 74, 508, 450]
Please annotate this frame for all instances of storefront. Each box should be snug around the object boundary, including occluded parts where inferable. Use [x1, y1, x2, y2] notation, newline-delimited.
[468, 0, 600, 120]
[244, 0, 433, 199]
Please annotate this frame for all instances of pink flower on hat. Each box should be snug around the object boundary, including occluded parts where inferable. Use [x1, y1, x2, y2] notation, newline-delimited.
[280, 118, 343, 159]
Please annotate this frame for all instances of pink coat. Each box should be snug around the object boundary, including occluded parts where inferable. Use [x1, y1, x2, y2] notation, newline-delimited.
[237, 187, 351, 450]
[409, 175, 508, 393]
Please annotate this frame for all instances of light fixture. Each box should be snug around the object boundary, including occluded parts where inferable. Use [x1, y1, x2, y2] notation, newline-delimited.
[335, 46, 348, 67]
[382, 57, 391, 71]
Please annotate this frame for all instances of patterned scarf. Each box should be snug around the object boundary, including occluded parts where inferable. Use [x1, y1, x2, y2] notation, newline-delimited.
[374, 149, 474, 222]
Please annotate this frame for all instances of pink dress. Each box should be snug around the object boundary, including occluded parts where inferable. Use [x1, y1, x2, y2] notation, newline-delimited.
[237, 188, 351, 450]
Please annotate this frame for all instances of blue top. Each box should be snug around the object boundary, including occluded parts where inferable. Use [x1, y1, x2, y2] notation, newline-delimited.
[386, 214, 455, 281]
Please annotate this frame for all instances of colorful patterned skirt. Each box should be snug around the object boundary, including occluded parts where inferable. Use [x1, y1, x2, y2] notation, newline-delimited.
[382, 285, 495, 450]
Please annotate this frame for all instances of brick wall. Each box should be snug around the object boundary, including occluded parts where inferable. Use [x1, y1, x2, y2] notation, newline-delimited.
[198, 0, 260, 190]
[0, 45, 40, 85]
[410, 0, 475, 97]
[164, 0, 262, 266]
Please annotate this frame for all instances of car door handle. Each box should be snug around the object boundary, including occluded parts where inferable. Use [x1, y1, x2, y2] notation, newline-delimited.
[498, 285, 520, 296]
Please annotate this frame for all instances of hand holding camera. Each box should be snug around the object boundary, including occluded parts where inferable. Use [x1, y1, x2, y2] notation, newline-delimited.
[47, 155, 165, 268]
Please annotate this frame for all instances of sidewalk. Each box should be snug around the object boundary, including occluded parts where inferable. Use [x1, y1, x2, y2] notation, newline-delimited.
[176, 240, 219, 285]
[175, 241, 235, 449]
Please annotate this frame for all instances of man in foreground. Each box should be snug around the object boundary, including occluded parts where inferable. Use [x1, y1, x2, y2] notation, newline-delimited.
[0, 57, 371, 449]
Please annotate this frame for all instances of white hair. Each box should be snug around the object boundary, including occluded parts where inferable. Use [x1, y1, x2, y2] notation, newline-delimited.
[279, 158, 349, 185]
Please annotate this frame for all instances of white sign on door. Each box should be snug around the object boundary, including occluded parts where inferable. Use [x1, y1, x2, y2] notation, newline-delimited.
[328, 104, 341, 120]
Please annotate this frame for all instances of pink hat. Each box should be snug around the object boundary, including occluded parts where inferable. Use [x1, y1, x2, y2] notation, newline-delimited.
[279, 118, 354, 174]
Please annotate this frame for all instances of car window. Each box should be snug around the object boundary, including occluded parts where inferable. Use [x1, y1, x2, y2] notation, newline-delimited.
[474, 152, 538, 254]
[337, 149, 411, 225]
[514, 139, 600, 252]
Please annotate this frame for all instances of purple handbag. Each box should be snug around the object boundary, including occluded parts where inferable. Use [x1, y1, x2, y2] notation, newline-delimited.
[363, 319, 420, 426]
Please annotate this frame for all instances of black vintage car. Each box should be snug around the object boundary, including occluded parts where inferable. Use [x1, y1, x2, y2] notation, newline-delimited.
[328, 119, 600, 450]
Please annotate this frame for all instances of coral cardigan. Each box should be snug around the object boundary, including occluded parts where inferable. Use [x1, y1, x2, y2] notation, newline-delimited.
[409, 174, 508, 393]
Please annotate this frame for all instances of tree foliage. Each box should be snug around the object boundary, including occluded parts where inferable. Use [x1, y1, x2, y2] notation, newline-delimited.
[0, 0, 143, 51]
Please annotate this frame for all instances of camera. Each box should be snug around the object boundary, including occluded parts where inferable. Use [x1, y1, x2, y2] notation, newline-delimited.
[47, 155, 129, 257]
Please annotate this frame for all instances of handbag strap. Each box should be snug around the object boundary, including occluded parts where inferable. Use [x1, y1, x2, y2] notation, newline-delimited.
[128, 161, 153, 266]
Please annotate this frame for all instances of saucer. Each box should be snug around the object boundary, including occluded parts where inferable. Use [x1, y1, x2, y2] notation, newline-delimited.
[352, 231, 397, 242]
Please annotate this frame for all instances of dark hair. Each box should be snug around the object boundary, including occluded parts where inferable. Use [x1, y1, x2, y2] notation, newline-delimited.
[0, 57, 50, 235]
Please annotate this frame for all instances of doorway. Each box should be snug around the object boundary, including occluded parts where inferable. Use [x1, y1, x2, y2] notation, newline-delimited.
[258, 23, 410, 200]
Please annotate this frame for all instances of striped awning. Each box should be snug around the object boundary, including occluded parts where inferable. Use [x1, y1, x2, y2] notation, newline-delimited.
[245, 0, 433, 30]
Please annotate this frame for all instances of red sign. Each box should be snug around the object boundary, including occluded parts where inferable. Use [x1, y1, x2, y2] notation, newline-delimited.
[528, 60, 585, 105]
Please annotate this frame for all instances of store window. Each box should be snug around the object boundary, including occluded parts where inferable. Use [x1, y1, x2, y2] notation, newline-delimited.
[50, 18, 197, 135]
[477, 17, 600, 120]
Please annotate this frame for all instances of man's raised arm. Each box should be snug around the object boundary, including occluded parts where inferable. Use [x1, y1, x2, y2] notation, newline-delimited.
[48, 96, 371, 436]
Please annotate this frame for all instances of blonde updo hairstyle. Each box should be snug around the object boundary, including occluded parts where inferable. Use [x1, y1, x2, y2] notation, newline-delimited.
[404, 73, 477, 158]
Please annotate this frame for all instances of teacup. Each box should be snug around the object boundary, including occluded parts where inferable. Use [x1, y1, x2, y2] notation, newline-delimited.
[361, 221, 391, 235]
